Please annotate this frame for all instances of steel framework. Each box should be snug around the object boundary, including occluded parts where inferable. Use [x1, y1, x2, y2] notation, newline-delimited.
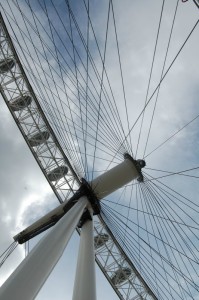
[0, 13, 157, 300]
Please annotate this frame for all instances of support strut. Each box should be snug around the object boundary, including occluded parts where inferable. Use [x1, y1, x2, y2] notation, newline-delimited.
[72, 209, 96, 300]
[0, 197, 88, 300]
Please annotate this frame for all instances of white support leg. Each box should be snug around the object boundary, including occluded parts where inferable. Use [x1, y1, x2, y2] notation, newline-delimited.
[0, 196, 88, 300]
[72, 209, 96, 300]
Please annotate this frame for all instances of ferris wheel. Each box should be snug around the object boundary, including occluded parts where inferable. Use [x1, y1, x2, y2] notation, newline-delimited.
[0, 0, 199, 299]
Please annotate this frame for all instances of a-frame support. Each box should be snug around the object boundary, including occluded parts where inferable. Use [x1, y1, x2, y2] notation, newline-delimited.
[0, 156, 146, 300]
[0, 197, 88, 300]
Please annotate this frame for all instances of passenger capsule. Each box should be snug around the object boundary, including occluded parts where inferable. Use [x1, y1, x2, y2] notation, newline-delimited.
[94, 234, 109, 249]
[111, 267, 132, 285]
[28, 131, 50, 147]
[47, 166, 68, 182]
[10, 95, 32, 111]
[0, 58, 15, 74]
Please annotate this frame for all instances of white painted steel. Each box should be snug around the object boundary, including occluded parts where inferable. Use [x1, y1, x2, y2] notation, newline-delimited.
[0, 14, 157, 300]
[90, 158, 138, 199]
[0, 197, 88, 300]
[14, 158, 138, 242]
[13, 196, 71, 242]
[72, 210, 96, 300]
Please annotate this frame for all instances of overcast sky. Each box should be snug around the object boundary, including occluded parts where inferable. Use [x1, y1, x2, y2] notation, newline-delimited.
[0, 0, 199, 299]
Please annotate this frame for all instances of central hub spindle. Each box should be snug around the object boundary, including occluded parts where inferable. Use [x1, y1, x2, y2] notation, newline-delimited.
[90, 153, 145, 200]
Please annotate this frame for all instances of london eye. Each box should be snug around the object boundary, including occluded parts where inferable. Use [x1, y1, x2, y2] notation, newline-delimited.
[0, 1, 199, 299]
